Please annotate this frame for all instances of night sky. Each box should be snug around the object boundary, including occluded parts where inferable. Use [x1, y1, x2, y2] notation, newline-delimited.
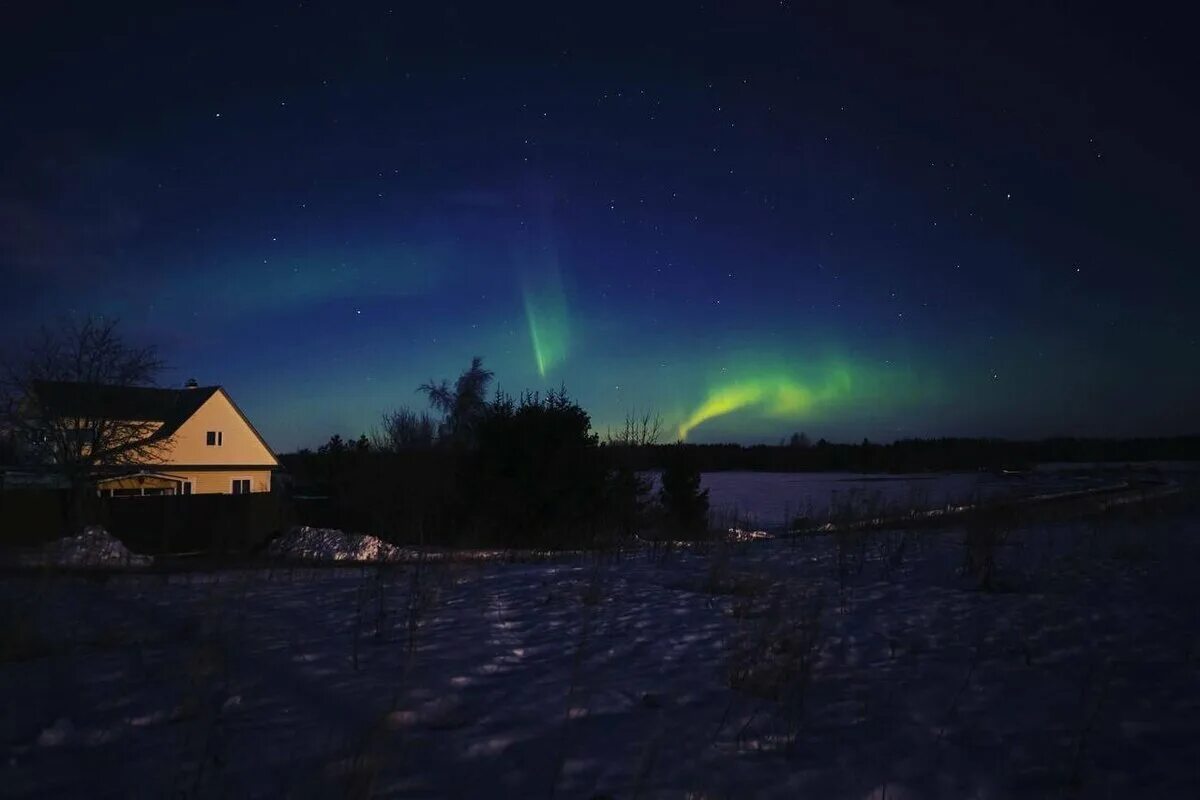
[3, 2, 1197, 451]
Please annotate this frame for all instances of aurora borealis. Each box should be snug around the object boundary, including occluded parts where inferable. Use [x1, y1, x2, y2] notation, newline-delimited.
[523, 285, 570, 379]
[2, 3, 1197, 450]
[678, 365, 859, 442]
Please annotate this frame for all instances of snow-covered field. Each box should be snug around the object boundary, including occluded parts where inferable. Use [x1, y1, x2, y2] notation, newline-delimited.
[3, 494, 1199, 798]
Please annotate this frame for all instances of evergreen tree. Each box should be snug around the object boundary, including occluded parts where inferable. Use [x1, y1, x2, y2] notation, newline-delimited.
[659, 443, 710, 538]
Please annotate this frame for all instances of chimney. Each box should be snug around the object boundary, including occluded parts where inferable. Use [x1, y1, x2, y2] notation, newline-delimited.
[184, 378, 199, 389]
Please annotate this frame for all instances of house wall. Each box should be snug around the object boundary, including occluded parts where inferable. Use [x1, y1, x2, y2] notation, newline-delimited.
[152, 390, 278, 469]
[183, 469, 273, 494]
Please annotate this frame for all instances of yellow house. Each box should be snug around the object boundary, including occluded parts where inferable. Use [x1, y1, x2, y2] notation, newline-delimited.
[32, 381, 279, 496]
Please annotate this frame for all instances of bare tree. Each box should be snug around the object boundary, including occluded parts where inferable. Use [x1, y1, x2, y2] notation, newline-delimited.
[1, 316, 171, 527]
[373, 407, 437, 451]
[605, 409, 663, 448]
[604, 409, 662, 539]
[418, 356, 494, 445]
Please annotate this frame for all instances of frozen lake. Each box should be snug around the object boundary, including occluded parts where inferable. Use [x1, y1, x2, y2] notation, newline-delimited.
[649, 470, 1109, 529]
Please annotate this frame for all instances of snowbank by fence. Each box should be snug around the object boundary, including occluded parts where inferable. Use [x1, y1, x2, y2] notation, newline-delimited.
[21, 527, 153, 568]
[267, 526, 402, 562]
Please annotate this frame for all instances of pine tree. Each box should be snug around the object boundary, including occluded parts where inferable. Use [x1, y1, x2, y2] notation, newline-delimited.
[659, 444, 709, 538]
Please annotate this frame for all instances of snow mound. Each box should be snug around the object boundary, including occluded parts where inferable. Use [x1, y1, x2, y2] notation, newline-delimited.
[727, 527, 771, 542]
[37, 718, 74, 747]
[42, 526, 153, 568]
[268, 526, 400, 563]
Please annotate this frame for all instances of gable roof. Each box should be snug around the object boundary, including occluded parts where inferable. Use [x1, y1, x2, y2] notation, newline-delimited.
[32, 381, 221, 441]
[32, 381, 279, 466]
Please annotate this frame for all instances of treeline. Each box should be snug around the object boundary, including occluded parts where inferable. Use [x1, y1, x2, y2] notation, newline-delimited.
[602, 436, 1200, 474]
[281, 359, 707, 548]
[280, 357, 1199, 546]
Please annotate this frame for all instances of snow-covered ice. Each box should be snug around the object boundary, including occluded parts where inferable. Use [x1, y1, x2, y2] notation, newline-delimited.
[702, 471, 990, 528]
[649, 469, 1120, 530]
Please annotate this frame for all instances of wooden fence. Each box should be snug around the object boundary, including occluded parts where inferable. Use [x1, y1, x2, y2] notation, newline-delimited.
[0, 489, 289, 556]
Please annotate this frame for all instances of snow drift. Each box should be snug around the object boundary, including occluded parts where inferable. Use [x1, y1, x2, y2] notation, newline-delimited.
[267, 526, 400, 562]
[40, 526, 153, 568]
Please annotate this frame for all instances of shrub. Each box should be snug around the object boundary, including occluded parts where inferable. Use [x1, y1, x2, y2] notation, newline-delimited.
[726, 584, 825, 751]
[962, 506, 1017, 591]
[464, 389, 610, 548]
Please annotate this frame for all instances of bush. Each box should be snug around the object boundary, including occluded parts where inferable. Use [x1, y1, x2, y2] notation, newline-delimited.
[283, 361, 660, 549]
[464, 389, 610, 548]
[962, 506, 1017, 591]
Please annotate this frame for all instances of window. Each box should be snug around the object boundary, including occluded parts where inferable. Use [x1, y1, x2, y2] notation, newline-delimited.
[181, 481, 193, 495]
[206, 431, 223, 446]
[231, 478, 251, 495]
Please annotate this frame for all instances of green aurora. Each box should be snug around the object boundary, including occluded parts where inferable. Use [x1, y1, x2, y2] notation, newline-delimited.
[673, 358, 938, 441]
[523, 280, 570, 378]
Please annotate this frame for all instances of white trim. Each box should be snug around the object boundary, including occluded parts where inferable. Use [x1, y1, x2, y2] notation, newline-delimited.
[95, 470, 191, 496]
[95, 470, 190, 485]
